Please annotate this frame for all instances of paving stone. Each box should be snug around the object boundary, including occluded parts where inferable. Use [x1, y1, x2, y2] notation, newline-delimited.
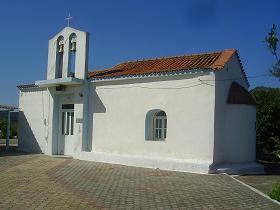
[0, 153, 279, 209]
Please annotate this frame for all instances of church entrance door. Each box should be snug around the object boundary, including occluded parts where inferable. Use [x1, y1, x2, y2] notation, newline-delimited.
[60, 104, 75, 156]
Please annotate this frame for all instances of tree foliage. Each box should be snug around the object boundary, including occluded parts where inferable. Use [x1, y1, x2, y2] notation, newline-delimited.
[0, 118, 7, 139]
[251, 87, 280, 159]
[0, 118, 17, 139]
[265, 24, 280, 78]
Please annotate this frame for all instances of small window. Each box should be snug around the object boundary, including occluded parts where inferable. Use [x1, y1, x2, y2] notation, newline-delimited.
[153, 111, 167, 140]
[62, 104, 74, 109]
[145, 109, 167, 141]
[62, 104, 74, 135]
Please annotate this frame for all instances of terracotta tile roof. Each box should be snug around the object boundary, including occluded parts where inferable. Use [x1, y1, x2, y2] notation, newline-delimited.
[227, 82, 256, 106]
[88, 49, 247, 82]
[17, 83, 40, 90]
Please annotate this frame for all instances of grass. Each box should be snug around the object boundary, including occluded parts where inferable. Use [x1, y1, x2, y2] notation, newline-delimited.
[268, 184, 280, 201]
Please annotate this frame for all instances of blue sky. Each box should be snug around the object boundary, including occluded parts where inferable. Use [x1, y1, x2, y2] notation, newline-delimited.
[0, 0, 279, 106]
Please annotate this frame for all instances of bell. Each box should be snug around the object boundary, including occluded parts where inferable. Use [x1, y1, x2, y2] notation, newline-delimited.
[58, 44, 64, 53]
[70, 41, 76, 52]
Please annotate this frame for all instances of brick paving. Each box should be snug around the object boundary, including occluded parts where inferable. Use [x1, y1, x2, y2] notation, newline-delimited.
[0, 153, 279, 210]
[237, 175, 280, 194]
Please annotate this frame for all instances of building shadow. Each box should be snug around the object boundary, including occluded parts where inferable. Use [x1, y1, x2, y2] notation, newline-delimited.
[0, 145, 36, 157]
[259, 162, 280, 175]
[86, 90, 106, 152]
[17, 111, 42, 154]
[92, 91, 106, 113]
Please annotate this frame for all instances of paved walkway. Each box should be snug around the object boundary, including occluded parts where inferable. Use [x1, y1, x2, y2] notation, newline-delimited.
[0, 153, 279, 209]
[237, 174, 280, 194]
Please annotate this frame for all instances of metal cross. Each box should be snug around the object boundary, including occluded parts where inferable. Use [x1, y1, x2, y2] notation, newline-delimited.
[65, 13, 73, 27]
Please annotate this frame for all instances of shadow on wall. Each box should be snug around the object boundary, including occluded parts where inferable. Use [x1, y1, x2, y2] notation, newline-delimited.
[87, 91, 106, 151]
[92, 91, 106, 113]
[18, 111, 42, 153]
[210, 82, 257, 170]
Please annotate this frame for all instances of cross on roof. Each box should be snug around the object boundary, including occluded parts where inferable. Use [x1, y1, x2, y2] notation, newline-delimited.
[65, 13, 73, 27]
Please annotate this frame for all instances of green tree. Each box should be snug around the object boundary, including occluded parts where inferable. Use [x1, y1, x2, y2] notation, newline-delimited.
[265, 24, 280, 78]
[10, 122, 18, 138]
[251, 87, 280, 160]
[0, 118, 7, 139]
[0, 118, 17, 139]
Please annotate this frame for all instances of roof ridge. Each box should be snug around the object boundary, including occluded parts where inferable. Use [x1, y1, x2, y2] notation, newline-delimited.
[118, 50, 229, 65]
[210, 49, 236, 70]
[89, 49, 236, 73]
[87, 48, 248, 85]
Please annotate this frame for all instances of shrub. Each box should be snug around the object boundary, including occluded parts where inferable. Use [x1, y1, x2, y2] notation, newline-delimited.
[251, 87, 280, 160]
[268, 184, 280, 201]
[0, 118, 18, 139]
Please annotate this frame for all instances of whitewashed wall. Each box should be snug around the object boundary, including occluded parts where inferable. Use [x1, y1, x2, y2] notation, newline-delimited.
[85, 73, 216, 172]
[18, 85, 85, 156]
[53, 85, 85, 156]
[18, 52, 258, 174]
[213, 54, 256, 164]
[47, 27, 89, 80]
[18, 88, 49, 153]
[224, 105, 256, 162]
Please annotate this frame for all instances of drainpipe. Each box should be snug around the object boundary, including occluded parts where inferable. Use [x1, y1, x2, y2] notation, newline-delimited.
[6, 110, 10, 151]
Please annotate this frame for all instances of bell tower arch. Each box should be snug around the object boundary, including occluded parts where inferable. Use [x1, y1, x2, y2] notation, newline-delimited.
[56, 36, 64, 78]
[47, 27, 89, 80]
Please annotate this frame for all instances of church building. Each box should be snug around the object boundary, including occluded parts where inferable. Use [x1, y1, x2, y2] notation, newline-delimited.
[17, 27, 263, 174]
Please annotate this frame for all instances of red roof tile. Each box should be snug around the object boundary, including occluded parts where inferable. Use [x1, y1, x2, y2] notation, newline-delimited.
[88, 49, 248, 84]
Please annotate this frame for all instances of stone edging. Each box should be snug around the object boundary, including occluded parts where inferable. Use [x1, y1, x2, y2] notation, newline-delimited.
[226, 173, 280, 206]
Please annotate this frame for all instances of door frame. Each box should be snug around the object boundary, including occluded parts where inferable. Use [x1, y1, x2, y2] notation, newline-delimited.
[59, 104, 75, 155]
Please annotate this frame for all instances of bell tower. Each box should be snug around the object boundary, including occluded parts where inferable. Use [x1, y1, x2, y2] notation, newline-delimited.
[47, 27, 89, 80]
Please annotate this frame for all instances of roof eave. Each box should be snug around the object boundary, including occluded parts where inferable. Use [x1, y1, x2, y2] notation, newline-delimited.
[17, 83, 42, 91]
[89, 68, 214, 83]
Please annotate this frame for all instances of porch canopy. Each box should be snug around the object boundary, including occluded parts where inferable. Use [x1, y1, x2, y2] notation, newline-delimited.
[35, 77, 83, 88]
[0, 105, 17, 150]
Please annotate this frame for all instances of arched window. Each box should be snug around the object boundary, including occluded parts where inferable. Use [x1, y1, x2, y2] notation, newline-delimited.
[153, 111, 167, 140]
[145, 109, 167, 141]
[56, 36, 64, 78]
[68, 33, 77, 77]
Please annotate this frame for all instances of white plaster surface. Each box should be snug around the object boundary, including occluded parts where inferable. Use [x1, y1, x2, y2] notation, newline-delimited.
[80, 151, 212, 174]
[18, 27, 260, 174]
[224, 105, 256, 163]
[49, 85, 84, 156]
[213, 54, 256, 164]
[18, 88, 49, 153]
[35, 77, 83, 87]
[47, 27, 89, 80]
[91, 74, 216, 162]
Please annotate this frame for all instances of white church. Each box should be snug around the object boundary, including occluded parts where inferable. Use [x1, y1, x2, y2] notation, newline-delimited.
[17, 27, 263, 174]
